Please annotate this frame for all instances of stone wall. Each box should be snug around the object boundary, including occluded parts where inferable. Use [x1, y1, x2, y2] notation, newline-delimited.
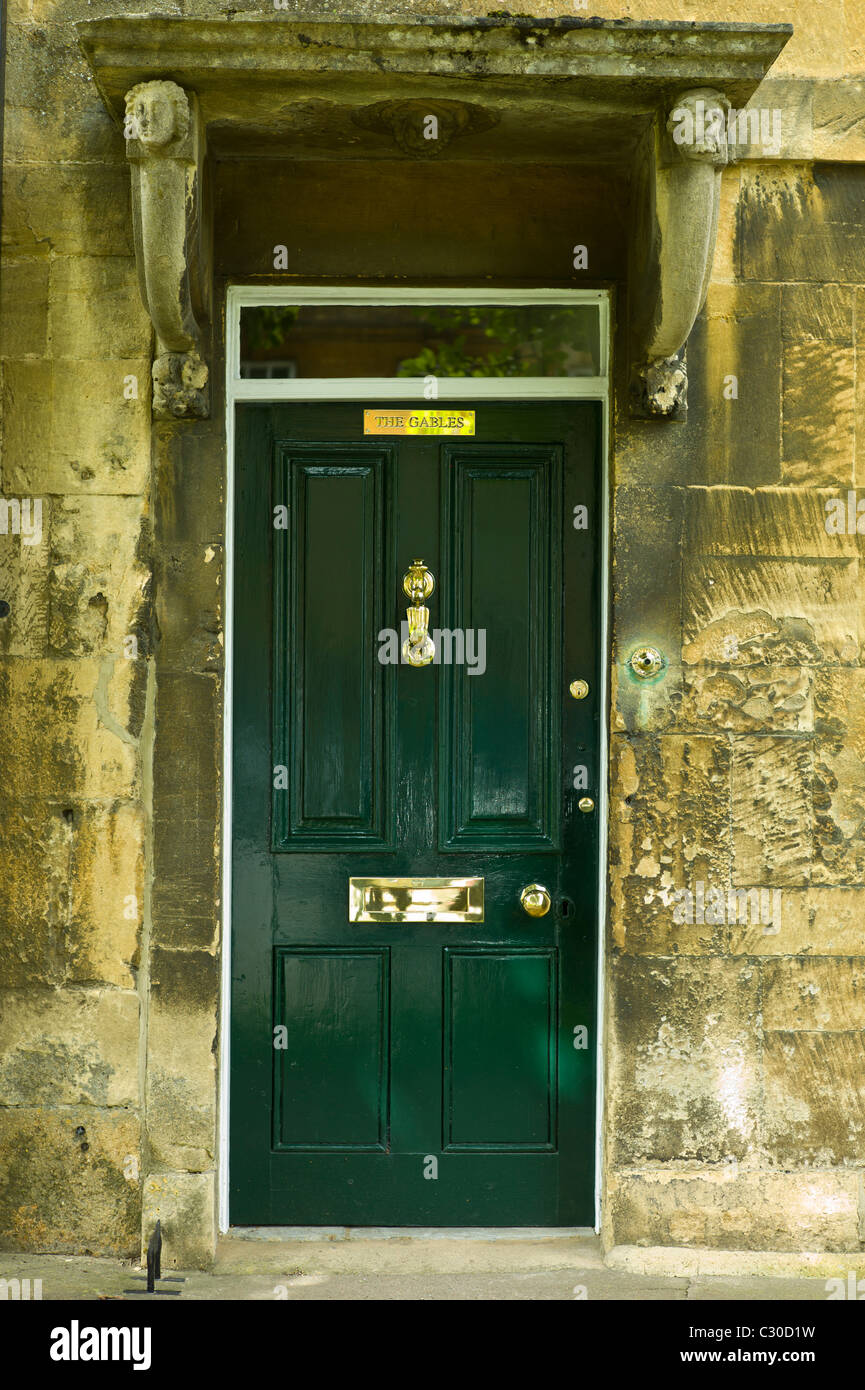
[607, 157, 865, 1251]
[1, 0, 863, 1266]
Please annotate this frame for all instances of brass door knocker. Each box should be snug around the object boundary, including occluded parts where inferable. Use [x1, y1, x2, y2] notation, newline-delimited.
[402, 559, 435, 667]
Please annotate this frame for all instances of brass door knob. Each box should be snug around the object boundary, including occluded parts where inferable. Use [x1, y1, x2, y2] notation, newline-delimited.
[520, 883, 551, 918]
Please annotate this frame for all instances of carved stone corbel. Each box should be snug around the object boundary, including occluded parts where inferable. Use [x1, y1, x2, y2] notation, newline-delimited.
[125, 80, 210, 419]
[630, 88, 731, 417]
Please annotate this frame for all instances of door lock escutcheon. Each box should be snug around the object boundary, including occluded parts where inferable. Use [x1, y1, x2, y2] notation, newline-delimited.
[569, 679, 589, 700]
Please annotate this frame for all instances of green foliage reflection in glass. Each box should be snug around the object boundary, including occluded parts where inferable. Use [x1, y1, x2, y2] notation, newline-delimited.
[395, 307, 595, 378]
[244, 306, 301, 353]
[241, 305, 596, 376]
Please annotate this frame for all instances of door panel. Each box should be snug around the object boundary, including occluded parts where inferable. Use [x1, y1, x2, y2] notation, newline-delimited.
[273, 948, 390, 1150]
[444, 948, 557, 1150]
[231, 400, 601, 1225]
[440, 448, 561, 848]
[272, 448, 393, 850]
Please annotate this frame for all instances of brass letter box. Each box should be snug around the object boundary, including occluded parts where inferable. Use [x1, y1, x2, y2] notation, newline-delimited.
[349, 876, 484, 924]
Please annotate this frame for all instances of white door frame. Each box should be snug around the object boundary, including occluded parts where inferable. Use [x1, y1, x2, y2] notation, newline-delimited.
[219, 284, 611, 1232]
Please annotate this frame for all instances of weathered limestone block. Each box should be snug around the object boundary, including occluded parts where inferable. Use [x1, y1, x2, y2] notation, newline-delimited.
[726, 886, 865, 956]
[681, 665, 813, 734]
[697, 282, 783, 476]
[145, 947, 218, 1170]
[0, 799, 143, 990]
[0, 525, 50, 657]
[180, 0, 273, 14]
[1, 359, 151, 496]
[142, 1172, 215, 1271]
[50, 360, 152, 496]
[0, 361, 53, 487]
[607, 1168, 860, 1252]
[612, 486, 684, 663]
[152, 673, 219, 951]
[739, 165, 865, 284]
[5, 20, 94, 110]
[609, 735, 731, 954]
[856, 288, 865, 489]
[813, 745, 865, 884]
[31, 0, 170, 19]
[811, 669, 865, 881]
[48, 497, 152, 659]
[837, 5, 865, 81]
[0, 257, 48, 356]
[712, 165, 739, 282]
[782, 283, 854, 347]
[814, 668, 865, 748]
[49, 256, 151, 361]
[684, 485, 861, 560]
[683, 557, 859, 666]
[2, 101, 121, 167]
[0, 803, 71, 989]
[734, 889, 865, 956]
[0, 989, 139, 1107]
[609, 957, 761, 1165]
[0, 1109, 140, 1257]
[155, 424, 226, 545]
[68, 800, 144, 989]
[731, 736, 813, 886]
[763, 1031, 865, 1165]
[154, 539, 222, 674]
[724, 79, 813, 161]
[763, 958, 865, 1031]
[782, 341, 854, 486]
[1, 167, 134, 257]
[814, 78, 865, 161]
[3, 16, 127, 164]
[0, 660, 140, 799]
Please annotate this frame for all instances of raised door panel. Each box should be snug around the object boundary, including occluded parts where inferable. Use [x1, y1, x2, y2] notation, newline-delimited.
[272, 446, 394, 850]
[443, 948, 558, 1150]
[273, 947, 390, 1150]
[439, 447, 562, 850]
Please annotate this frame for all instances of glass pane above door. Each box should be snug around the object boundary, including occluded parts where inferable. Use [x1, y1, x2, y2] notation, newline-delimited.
[239, 303, 601, 380]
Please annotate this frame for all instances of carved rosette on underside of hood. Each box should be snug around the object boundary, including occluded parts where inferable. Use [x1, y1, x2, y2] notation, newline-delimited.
[125, 80, 211, 420]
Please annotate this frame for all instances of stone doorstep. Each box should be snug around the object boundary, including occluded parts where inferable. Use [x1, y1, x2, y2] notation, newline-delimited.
[228, 1225, 597, 1241]
[213, 1232, 865, 1281]
[213, 1231, 606, 1277]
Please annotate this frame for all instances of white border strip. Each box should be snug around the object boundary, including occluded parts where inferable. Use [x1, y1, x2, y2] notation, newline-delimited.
[595, 391, 611, 1239]
[219, 285, 611, 1234]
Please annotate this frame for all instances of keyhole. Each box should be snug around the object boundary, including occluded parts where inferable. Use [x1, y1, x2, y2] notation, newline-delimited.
[560, 897, 572, 918]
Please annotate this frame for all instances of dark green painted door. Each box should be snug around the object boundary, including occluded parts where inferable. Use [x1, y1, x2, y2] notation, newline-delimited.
[231, 401, 601, 1224]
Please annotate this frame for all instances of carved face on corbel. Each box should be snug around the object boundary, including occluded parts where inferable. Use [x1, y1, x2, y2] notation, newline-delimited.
[666, 88, 730, 166]
[126, 80, 190, 150]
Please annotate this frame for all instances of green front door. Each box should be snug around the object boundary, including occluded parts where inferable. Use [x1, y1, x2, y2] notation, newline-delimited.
[231, 400, 601, 1224]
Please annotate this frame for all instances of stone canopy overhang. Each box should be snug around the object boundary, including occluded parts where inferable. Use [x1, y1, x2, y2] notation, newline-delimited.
[76, 15, 792, 418]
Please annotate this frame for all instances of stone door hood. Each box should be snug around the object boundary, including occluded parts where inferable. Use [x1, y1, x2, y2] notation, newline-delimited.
[76, 16, 792, 418]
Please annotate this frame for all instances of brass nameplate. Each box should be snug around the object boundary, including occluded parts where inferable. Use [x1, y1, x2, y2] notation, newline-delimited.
[363, 410, 475, 437]
[349, 876, 484, 923]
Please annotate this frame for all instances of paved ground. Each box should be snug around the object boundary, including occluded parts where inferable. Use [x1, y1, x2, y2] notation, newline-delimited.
[0, 1233, 843, 1300]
